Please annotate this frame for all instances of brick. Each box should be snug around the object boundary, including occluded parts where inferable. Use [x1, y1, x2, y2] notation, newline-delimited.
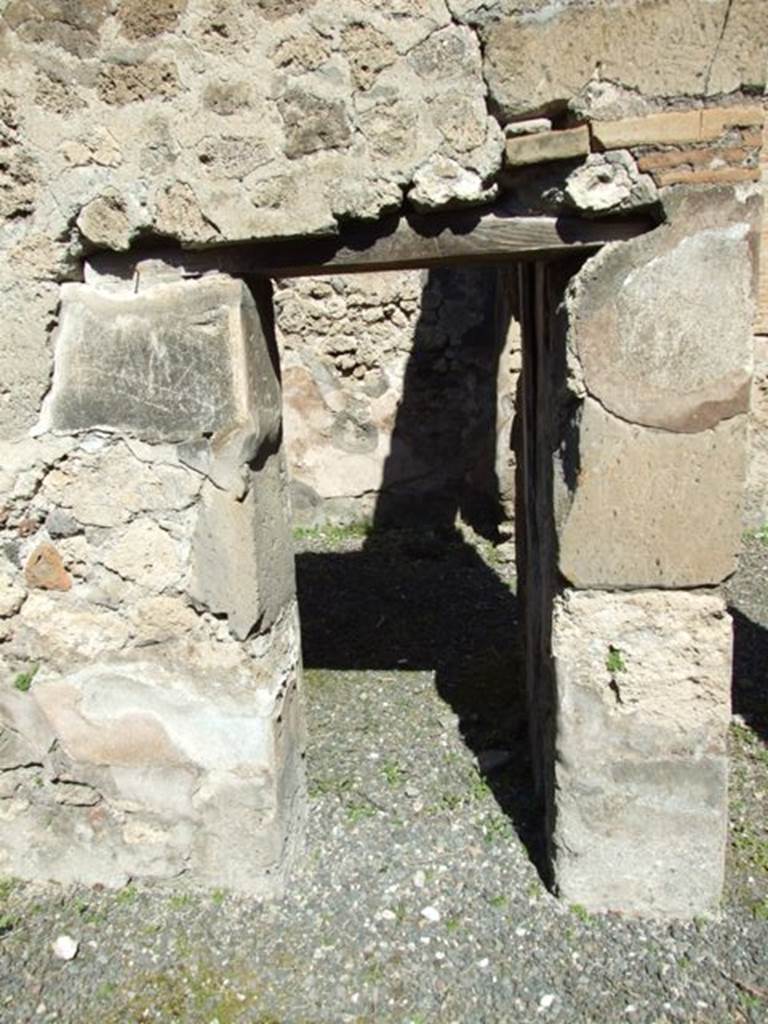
[700, 104, 765, 137]
[638, 146, 754, 172]
[505, 124, 589, 167]
[592, 105, 765, 150]
[592, 111, 704, 149]
[652, 165, 759, 188]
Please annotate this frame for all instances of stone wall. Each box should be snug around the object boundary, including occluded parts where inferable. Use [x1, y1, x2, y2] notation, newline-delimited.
[276, 267, 519, 532]
[0, 0, 766, 914]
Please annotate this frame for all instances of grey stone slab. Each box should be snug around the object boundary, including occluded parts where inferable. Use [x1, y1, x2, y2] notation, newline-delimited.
[555, 398, 746, 588]
[39, 276, 266, 444]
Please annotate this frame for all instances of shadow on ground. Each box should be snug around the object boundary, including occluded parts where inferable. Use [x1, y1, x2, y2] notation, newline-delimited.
[731, 607, 768, 745]
[295, 528, 547, 881]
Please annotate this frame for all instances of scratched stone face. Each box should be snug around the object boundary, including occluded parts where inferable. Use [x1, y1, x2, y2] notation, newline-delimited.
[40, 277, 247, 443]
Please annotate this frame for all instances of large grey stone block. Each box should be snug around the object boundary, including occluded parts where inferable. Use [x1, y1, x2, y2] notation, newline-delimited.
[550, 588, 732, 917]
[39, 276, 281, 449]
[567, 211, 755, 433]
[555, 398, 747, 588]
[188, 452, 296, 640]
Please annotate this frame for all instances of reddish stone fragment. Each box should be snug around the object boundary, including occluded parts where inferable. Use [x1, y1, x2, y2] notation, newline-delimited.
[24, 543, 72, 591]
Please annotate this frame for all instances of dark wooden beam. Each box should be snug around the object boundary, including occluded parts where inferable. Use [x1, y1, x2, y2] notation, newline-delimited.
[90, 201, 651, 280]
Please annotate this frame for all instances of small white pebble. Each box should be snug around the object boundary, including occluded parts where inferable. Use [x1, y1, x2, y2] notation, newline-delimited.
[478, 958, 489, 969]
[421, 905, 441, 923]
[539, 994, 556, 1011]
[624, 1006, 637, 1015]
[379, 909, 397, 921]
[52, 935, 79, 961]
[515, 926, 527, 937]
[413, 870, 426, 889]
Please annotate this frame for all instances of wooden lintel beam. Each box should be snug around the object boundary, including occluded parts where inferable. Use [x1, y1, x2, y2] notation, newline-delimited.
[89, 202, 651, 281]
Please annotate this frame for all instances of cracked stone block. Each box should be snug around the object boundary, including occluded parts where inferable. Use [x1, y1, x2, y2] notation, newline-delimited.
[550, 588, 731, 917]
[39, 275, 281, 449]
[483, 1, 767, 120]
[551, 189, 758, 588]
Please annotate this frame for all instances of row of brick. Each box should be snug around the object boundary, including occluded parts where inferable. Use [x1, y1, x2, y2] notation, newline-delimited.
[504, 103, 764, 188]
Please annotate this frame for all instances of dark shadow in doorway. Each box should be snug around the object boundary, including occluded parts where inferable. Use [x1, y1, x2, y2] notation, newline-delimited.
[731, 606, 768, 745]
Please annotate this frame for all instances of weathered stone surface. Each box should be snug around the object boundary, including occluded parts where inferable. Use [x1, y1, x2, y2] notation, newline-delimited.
[188, 453, 295, 639]
[40, 441, 200, 528]
[504, 118, 551, 138]
[99, 520, 183, 592]
[551, 588, 731, 917]
[409, 155, 496, 211]
[484, 1, 768, 120]
[39, 276, 280, 450]
[0, 620, 305, 893]
[0, 571, 25, 617]
[567, 198, 756, 432]
[745, 333, 768, 527]
[505, 126, 590, 168]
[565, 150, 658, 215]
[556, 399, 747, 588]
[13, 593, 133, 669]
[278, 88, 353, 159]
[76, 191, 133, 249]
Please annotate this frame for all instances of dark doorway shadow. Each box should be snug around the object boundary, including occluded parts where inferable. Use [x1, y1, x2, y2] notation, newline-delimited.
[295, 265, 548, 882]
[731, 606, 768, 744]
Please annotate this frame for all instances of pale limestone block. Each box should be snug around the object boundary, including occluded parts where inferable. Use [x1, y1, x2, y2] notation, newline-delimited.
[12, 593, 132, 668]
[550, 588, 732, 917]
[408, 154, 497, 211]
[40, 444, 200, 528]
[0, 658, 306, 894]
[504, 118, 552, 137]
[484, 1, 767, 120]
[76, 191, 133, 249]
[39, 277, 281, 462]
[0, 572, 25, 617]
[565, 151, 658, 214]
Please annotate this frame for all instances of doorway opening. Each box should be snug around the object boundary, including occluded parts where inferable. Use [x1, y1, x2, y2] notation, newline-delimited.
[271, 262, 547, 879]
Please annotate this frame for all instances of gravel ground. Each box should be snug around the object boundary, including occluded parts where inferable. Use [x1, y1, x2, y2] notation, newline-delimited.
[0, 526, 766, 1024]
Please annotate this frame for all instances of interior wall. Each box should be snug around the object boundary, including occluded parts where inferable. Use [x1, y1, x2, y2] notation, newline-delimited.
[275, 266, 520, 535]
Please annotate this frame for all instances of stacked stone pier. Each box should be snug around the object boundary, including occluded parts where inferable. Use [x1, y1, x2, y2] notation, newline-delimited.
[0, 268, 306, 895]
[515, 186, 760, 916]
